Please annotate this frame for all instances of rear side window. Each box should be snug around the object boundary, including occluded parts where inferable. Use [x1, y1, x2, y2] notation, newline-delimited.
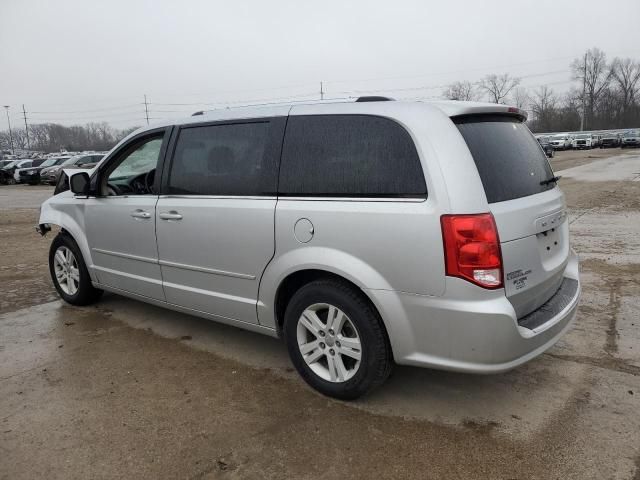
[168, 121, 276, 196]
[279, 115, 426, 197]
[455, 115, 555, 203]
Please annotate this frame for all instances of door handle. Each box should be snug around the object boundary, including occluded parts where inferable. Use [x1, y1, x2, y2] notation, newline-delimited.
[159, 211, 183, 221]
[130, 209, 151, 219]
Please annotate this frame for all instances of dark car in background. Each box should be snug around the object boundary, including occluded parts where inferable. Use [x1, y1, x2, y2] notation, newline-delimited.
[42, 153, 104, 185]
[600, 135, 621, 148]
[537, 136, 555, 158]
[1, 159, 35, 184]
[14, 158, 47, 183]
[17, 156, 69, 185]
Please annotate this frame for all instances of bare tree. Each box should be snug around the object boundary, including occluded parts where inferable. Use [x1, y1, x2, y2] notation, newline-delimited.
[0, 122, 138, 153]
[530, 86, 557, 132]
[479, 73, 520, 104]
[512, 86, 529, 109]
[442, 81, 476, 101]
[610, 57, 640, 112]
[571, 48, 612, 129]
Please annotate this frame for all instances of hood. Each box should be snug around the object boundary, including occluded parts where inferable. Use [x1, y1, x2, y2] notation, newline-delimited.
[40, 166, 61, 174]
[18, 166, 43, 174]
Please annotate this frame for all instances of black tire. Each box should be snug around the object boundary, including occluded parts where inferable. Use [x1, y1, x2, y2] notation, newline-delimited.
[49, 232, 103, 306]
[283, 279, 392, 400]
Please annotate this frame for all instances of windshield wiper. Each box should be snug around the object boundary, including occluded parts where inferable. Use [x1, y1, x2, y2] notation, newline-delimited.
[540, 175, 562, 186]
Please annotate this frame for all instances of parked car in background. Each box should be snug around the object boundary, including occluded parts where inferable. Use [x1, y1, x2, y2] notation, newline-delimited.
[550, 134, 572, 150]
[48, 153, 105, 186]
[14, 159, 47, 183]
[600, 134, 621, 148]
[39, 156, 72, 184]
[0, 159, 34, 184]
[38, 99, 580, 399]
[17, 156, 70, 185]
[537, 136, 555, 158]
[572, 134, 594, 149]
[621, 130, 640, 148]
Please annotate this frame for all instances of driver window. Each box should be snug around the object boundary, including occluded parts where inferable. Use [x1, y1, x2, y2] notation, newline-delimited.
[105, 136, 163, 196]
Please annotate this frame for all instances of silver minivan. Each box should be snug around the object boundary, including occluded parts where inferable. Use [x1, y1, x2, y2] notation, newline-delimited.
[37, 98, 580, 399]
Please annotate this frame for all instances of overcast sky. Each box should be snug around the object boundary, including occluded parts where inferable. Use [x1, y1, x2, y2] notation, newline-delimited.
[2, 0, 640, 129]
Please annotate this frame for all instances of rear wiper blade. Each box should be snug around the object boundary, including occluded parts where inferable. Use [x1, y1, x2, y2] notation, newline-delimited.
[540, 175, 562, 186]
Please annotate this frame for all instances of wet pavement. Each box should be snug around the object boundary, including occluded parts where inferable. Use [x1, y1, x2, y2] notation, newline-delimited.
[1, 151, 639, 479]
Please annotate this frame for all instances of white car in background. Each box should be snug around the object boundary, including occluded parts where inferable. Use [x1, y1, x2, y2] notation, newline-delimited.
[572, 134, 593, 149]
[550, 134, 572, 150]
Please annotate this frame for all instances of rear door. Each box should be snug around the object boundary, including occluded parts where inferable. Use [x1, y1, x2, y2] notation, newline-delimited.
[455, 115, 568, 317]
[155, 117, 286, 324]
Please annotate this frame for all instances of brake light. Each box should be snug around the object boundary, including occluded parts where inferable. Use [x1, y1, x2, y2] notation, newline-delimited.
[440, 213, 503, 289]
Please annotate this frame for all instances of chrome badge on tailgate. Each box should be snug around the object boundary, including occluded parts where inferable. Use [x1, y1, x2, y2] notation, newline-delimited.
[535, 209, 567, 233]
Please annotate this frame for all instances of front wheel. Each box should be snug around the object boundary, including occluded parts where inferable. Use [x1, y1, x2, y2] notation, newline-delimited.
[49, 233, 103, 305]
[283, 279, 392, 400]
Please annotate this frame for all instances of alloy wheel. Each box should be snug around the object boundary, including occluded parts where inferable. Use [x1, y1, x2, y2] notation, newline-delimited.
[53, 246, 80, 295]
[296, 303, 362, 382]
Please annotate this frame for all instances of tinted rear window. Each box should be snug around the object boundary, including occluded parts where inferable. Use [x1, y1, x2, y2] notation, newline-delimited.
[279, 115, 426, 197]
[455, 115, 555, 203]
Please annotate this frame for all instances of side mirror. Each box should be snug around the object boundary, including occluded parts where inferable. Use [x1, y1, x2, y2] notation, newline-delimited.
[70, 171, 90, 196]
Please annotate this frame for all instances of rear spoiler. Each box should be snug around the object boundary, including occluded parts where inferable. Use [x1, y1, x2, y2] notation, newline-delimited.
[451, 106, 527, 122]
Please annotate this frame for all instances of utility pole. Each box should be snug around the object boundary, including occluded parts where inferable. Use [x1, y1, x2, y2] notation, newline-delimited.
[3, 105, 14, 155]
[320, 81, 324, 101]
[144, 94, 150, 125]
[580, 52, 587, 132]
[22, 104, 30, 151]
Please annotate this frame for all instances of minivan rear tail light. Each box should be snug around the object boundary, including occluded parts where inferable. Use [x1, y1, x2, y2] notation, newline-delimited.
[440, 213, 503, 289]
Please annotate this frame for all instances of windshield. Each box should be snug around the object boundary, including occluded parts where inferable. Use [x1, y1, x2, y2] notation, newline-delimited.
[575, 134, 590, 139]
[455, 115, 555, 203]
[39, 158, 57, 168]
[553, 135, 567, 139]
[3, 161, 18, 169]
[623, 131, 639, 137]
[61, 156, 81, 166]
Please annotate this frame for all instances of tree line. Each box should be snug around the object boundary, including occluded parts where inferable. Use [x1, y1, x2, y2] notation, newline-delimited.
[2, 47, 639, 153]
[0, 122, 138, 154]
[443, 48, 640, 133]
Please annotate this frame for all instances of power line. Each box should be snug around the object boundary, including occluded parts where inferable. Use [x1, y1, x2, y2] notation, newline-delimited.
[28, 103, 142, 114]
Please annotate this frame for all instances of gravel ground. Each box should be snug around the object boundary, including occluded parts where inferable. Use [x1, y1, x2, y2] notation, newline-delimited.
[1, 150, 639, 479]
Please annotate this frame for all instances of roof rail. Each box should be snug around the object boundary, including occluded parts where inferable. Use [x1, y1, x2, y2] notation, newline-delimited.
[355, 96, 395, 102]
[192, 111, 204, 116]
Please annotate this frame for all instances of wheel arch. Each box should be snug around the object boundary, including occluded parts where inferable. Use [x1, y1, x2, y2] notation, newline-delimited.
[39, 202, 96, 282]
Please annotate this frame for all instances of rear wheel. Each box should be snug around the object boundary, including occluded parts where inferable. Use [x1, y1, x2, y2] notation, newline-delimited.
[49, 233, 103, 305]
[283, 279, 392, 400]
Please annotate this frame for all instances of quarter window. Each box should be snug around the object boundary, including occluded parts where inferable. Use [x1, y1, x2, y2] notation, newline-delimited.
[167, 121, 275, 196]
[278, 115, 426, 197]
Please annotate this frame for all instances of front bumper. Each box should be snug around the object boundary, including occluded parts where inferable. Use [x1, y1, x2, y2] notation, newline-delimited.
[20, 172, 41, 183]
[370, 249, 580, 373]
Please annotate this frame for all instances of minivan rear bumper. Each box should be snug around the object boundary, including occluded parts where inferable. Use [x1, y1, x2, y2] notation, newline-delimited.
[370, 249, 580, 373]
